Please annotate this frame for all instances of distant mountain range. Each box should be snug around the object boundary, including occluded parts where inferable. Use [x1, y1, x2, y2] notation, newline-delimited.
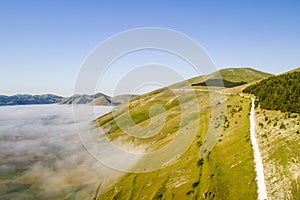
[0, 68, 275, 107]
[0, 93, 136, 106]
[0, 94, 63, 106]
[59, 93, 136, 106]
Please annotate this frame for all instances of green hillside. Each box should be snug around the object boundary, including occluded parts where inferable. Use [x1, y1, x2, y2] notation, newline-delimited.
[95, 90, 257, 199]
[243, 72, 300, 113]
[171, 67, 273, 89]
[189, 67, 273, 85]
[92, 68, 274, 199]
[91, 68, 280, 199]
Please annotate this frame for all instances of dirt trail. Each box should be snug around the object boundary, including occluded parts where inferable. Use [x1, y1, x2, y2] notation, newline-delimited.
[250, 98, 268, 200]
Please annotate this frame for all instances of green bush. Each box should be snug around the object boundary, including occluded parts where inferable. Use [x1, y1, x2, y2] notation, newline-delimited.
[280, 123, 286, 130]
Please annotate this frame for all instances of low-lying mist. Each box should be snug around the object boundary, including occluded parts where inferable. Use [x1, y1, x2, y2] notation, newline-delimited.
[0, 105, 127, 199]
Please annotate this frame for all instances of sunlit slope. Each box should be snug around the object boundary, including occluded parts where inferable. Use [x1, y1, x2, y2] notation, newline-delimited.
[254, 108, 300, 199]
[95, 88, 258, 199]
[242, 68, 300, 199]
[93, 68, 273, 199]
[200, 67, 273, 83]
[172, 67, 273, 89]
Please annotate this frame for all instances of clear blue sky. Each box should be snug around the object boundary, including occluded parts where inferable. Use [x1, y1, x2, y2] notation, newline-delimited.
[1, 0, 299, 96]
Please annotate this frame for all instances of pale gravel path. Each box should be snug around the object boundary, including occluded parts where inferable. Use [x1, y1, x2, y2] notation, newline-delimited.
[250, 98, 268, 200]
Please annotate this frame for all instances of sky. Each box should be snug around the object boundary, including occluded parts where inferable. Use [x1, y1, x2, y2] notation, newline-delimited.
[1, 0, 300, 96]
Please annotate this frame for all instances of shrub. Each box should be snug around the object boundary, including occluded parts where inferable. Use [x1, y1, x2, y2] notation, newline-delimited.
[197, 158, 204, 167]
[280, 123, 286, 130]
[192, 181, 200, 188]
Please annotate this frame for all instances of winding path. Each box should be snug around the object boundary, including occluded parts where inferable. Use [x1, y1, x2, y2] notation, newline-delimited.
[250, 98, 268, 200]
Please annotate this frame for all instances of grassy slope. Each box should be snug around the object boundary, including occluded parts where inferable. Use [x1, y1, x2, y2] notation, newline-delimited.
[254, 108, 300, 199]
[188, 67, 273, 85]
[94, 68, 274, 199]
[241, 67, 300, 199]
[169, 67, 273, 90]
[96, 91, 257, 199]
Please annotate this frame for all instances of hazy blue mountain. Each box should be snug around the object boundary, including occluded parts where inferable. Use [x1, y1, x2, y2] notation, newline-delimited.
[0, 94, 63, 106]
[0, 93, 137, 106]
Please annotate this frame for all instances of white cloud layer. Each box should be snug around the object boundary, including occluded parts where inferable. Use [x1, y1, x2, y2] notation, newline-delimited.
[0, 105, 130, 199]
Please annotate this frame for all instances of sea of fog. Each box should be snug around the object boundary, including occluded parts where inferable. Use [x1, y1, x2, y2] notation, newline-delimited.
[0, 105, 133, 199]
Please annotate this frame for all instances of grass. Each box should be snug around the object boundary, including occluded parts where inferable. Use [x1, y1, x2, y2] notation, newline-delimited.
[254, 108, 300, 199]
[0, 169, 25, 180]
[168, 67, 273, 89]
[188, 67, 273, 86]
[95, 90, 258, 199]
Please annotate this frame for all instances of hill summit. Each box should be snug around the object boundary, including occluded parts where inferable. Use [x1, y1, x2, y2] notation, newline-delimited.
[189, 67, 273, 85]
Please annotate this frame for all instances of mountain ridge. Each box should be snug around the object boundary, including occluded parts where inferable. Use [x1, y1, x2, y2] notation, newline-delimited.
[0, 93, 137, 106]
[0, 67, 277, 106]
[0, 94, 63, 106]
